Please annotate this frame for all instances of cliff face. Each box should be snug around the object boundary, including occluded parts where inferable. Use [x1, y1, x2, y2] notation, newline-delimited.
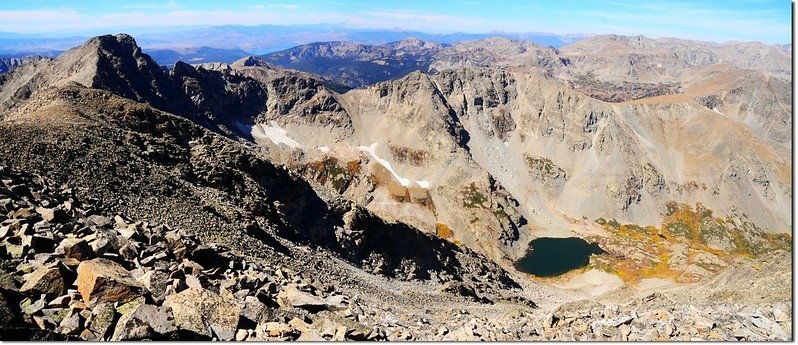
[243, 65, 789, 263]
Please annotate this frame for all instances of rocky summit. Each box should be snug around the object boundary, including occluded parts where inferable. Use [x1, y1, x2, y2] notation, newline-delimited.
[0, 31, 792, 341]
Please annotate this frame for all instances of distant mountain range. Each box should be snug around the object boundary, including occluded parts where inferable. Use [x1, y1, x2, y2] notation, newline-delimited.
[258, 38, 447, 88]
[3, 24, 791, 71]
[257, 35, 791, 91]
[0, 24, 586, 56]
[0, 54, 51, 74]
[131, 24, 589, 52]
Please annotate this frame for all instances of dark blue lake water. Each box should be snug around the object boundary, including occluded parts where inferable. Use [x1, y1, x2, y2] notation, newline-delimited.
[516, 237, 605, 277]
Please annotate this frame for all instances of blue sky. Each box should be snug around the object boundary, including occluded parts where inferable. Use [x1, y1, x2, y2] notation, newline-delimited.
[0, 0, 791, 43]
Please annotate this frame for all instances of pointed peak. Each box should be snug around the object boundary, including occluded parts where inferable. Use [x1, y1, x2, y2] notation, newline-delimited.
[400, 37, 424, 45]
[236, 55, 270, 67]
[172, 60, 197, 74]
[395, 69, 435, 87]
[85, 33, 140, 53]
[113, 33, 136, 45]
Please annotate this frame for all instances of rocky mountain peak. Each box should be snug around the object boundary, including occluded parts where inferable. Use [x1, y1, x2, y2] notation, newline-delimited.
[233, 55, 272, 68]
[397, 36, 425, 46]
[476, 36, 538, 48]
[101, 33, 137, 48]
[443, 37, 552, 59]
[389, 37, 445, 51]
[384, 69, 436, 91]
[295, 41, 368, 58]
[171, 60, 209, 78]
[83, 33, 147, 61]
[561, 34, 662, 53]
[55, 32, 164, 84]
[480, 36, 522, 44]
[0, 33, 167, 115]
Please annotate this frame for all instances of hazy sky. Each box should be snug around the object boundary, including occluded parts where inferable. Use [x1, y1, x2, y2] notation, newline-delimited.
[0, 0, 791, 43]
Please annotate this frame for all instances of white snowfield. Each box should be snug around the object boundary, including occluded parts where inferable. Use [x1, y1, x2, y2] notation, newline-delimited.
[358, 143, 410, 186]
[357, 143, 429, 189]
[252, 122, 302, 148]
[318, 146, 331, 153]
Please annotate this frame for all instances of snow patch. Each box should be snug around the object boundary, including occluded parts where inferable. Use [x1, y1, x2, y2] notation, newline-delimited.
[357, 143, 415, 187]
[251, 122, 301, 148]
[504, 142, 509, 147]
[318, 146, 330, 153]
[712, 107, 723, 115]
[415, 180, 430, 188]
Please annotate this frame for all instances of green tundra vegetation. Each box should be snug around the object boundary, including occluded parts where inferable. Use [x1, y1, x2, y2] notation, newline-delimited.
[461, 182, 488, 208]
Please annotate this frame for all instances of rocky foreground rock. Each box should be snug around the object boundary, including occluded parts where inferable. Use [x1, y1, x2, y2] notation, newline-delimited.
[0, 164, 387, 340]
[0, 164, 791, 341]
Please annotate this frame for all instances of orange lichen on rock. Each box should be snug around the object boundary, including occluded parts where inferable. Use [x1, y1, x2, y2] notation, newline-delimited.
[589, 202, 791, 285]
[435, 223, 454, 240]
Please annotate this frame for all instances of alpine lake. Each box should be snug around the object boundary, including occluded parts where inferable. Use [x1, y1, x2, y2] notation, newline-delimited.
[515, 237, 605, 277]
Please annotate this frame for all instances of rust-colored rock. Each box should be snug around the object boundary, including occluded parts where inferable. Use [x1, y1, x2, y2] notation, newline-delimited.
[76, 258, 143, 305]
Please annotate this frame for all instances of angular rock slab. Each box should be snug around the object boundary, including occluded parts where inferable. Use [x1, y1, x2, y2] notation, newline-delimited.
[59, 238, 94, 261]
[111, 303, 177, 340]
[85, 302, 117, 341]
[277, 285, 329, 313]
[163, 287, 240, 340]
[76, 258, 143, 305]
[20, 262, 70, 296]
